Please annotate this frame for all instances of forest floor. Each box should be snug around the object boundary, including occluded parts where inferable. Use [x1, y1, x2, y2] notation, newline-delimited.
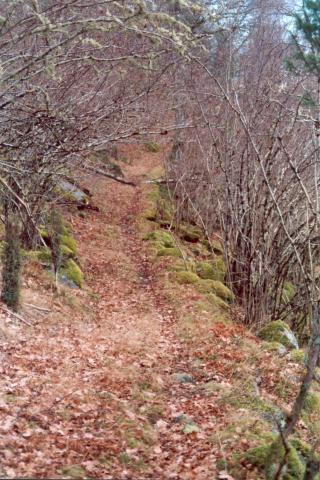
[0, 144, 308, 479]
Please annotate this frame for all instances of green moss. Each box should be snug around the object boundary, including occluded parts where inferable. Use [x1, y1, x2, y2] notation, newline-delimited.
[245, 443, 270, 469]
[145, 182, 174, 229]
[211, 415, 273, 449]
[223, 390, 278, 416]
[290, 438, 312, 459]
[304, 391, 320, 413]
[245, 440, 305, 479]
[144, 230, 174, 248]
[196, 258, 226, 282]
[62, 259, 84, 288]
[174, 271, 199, 285]
[196, 261, 215, 279]
[168, 258, 195, 272]
[211, 239, 224, 254]
[157, 198, 174, 224]
[60, 244, 75, 258]
[143, 209, 157, 222]
[149, 185, 160, 203]
[290, 349, 306, 365]
[259, 321, 298, 349]
[40, 228, 49, 241]
[36, 247, 52, 264]
[157, 247, 182, 258]
[206, 293, 229, 310]
[267, 441, 305, 480]
[197, 279, 234, 302]
[179, 225, 202, 243]
[282, 281, 297, 304]
[60, 234, 77, 255]
[145, 141, 160, 153]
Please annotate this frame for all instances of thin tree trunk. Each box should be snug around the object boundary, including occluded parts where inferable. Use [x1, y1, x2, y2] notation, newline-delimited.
[284, 305, 320, 438]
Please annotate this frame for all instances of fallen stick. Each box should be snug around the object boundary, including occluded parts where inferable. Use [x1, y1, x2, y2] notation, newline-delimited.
[85, 166, 136, 186]
[1, 306, 33, 326]
[24, 303, 51, 312]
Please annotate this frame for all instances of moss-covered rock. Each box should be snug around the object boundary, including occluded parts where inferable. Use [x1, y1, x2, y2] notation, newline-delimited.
[211, 239, 224, 255]
[206, 293, 229, 310]
[60, 244, 75, 258]
[143, 209, 157, 222]
[60, 234, 77, 256]
[197, 279, 234, 302]
[174, 271, 199, 285]
[290, 349, 306, 365]
[157, 247, 182, 258]
[179, 225, 202, 243]
[144, 230, 174, 248]
[61, 259, 84, 288]
[259, 321, 299, 350]
[196, 258, 226, 282]
[168, 258, 195, 272]
[40, 222, 78, 257]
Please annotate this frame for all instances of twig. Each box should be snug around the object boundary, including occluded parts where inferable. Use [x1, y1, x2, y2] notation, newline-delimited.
[85, 166, 136, 186]
[24, 303, 51, 312]
[1, 305, 33, 326]
[274, 420, 290, 480]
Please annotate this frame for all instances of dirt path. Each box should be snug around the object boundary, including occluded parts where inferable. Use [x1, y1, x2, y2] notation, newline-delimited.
[0, 145, 222, 479]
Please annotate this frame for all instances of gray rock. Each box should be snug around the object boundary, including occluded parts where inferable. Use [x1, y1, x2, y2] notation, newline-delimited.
[278, 344, 287, 356]
[261, 408, 287, 431]
[173, 373, 194, 384]
[282, 329, 299, 349]
[59, 274, 79, 289]
[173, 414, 192, 424]
[59, 180, 89, 204]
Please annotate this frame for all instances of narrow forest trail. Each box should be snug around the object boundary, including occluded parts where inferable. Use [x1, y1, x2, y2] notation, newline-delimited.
[72, 145, 223, 479]
[0, 145, 224, 479]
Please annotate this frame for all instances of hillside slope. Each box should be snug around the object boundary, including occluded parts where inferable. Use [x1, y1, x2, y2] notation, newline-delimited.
[0, 144, 317, 479]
